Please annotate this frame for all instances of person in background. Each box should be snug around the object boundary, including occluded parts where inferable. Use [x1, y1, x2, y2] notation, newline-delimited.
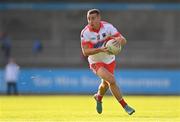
[32, 39, 43, 54]
[5, 58, 20, 95]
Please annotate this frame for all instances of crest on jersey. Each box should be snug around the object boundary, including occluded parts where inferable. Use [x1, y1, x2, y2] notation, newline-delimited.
[102, 33, 106, 37]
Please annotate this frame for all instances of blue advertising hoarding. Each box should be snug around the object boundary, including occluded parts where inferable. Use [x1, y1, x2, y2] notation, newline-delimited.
[0, 69, 180, 95]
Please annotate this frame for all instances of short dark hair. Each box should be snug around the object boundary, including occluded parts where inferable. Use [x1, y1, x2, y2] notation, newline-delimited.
[87, 9, 100, 16]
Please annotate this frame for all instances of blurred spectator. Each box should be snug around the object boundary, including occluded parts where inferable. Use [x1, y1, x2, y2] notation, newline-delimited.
[32, 39, 43, 54]
[0, 32, 12, 64]
[4, 58, 20, 95]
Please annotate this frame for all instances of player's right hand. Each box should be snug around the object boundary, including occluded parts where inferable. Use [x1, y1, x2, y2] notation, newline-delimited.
[99, 47, 112, 54]
[99, 47, 108, 52]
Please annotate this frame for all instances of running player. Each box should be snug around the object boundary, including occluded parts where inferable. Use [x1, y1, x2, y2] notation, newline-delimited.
[80, 9, 135, 115]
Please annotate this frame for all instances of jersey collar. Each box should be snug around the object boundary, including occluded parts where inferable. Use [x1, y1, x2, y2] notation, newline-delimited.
[88, 22, 104, 33]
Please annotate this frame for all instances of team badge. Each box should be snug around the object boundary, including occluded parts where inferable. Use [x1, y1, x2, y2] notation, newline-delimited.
[102, 33, 106, 37]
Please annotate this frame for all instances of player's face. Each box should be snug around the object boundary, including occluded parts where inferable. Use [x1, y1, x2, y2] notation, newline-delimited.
[87, 13, 101, 30]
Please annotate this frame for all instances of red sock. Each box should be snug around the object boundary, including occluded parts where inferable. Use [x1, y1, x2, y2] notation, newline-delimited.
[96, 94, 103, 102]
[119, 98, 127, 108]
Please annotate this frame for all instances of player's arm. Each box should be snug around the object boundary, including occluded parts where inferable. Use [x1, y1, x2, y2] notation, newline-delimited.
[81, 31, 109, 56]
[81, 43, 108, 57]
[104, 34, 127, 46]
[107, 24, 127, 46]
[113, 35, 127, 46]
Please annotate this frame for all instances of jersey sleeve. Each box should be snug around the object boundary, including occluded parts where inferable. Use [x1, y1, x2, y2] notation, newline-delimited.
[80, 30, 93, 48]
[107, 24, 121, 37]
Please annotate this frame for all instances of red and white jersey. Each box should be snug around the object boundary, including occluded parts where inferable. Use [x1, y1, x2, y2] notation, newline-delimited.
[81, 21, 121, 64]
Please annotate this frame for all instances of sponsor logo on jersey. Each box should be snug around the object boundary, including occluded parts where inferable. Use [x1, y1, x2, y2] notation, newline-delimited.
[90, 37, 96, 40]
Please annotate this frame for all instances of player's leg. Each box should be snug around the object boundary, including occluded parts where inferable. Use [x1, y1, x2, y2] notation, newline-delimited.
[94, 79, 109, 114]
[91, 63, 110, 114]
[97, 67, 122, 101]
[7, 82, 11, 95]
[95, 79, 109, 101]
[90, 63, 109, 100]
[95, 61, 116, 100]
[13, 82, 18, 95]
[98, 79, 109, 96]
[96, 67, 135, 115]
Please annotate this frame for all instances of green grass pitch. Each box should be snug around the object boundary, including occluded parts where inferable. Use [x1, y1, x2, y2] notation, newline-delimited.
[0, 95, 179, 122]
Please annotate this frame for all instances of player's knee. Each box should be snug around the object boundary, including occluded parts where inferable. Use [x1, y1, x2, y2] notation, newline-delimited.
[100, 84, 106, 88]
[101, 82, 108, 88]
[107, 76, 116, 85]
[104, 83, 109, 88]
[108, 81, 116, 86]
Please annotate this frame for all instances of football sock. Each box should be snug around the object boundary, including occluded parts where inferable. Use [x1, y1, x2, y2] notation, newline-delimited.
[119, 98, 127, 108]
[96, 94, 103, 102]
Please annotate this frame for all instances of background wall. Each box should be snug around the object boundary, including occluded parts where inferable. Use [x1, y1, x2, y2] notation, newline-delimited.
[0, 3, 180, 68]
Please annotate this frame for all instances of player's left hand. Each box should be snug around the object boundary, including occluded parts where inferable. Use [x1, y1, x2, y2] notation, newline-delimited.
[112, 36, 127, 45]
